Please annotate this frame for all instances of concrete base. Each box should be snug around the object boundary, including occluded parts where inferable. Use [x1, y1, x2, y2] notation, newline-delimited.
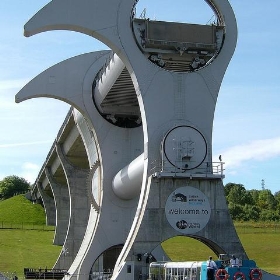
[126, 177, 247, 279]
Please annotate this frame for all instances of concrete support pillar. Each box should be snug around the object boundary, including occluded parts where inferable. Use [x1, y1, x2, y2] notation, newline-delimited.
[37, 182, 56, 226]
[54, 143, 90, 270]
[129, 177, 248, 278]
[45, 167, 70, 246]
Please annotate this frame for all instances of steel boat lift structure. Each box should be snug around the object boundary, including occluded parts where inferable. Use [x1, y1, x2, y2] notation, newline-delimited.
[15, 0, 280, 279]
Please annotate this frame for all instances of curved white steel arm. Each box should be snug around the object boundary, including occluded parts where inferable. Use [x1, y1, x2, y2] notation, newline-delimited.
[208, 0, 238, 80]
[23, 0, 133, 54]
[15, 51, 110, 115]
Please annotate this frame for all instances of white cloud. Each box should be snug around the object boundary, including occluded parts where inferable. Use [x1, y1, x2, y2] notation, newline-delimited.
[20, 162, 41, 184]
[214, 137, 280, 168]
[0, 162, 40, 183]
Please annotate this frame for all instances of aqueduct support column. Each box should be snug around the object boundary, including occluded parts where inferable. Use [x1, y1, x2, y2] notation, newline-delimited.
[45, 167, 70, 246]
[54, 143, 90, 270]
[37, 182, 56, 226]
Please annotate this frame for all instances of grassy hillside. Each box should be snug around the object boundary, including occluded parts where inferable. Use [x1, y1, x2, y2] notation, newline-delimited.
[0, 195, 46, 225]
[0, 195, 61, 279]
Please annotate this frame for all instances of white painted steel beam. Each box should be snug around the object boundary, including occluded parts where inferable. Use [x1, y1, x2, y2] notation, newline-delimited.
[112, 153, 144, 200]
[94, 53, 125, 112]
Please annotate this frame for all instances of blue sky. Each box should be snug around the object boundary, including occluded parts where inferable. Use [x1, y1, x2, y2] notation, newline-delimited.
[0, 0, 279, 194]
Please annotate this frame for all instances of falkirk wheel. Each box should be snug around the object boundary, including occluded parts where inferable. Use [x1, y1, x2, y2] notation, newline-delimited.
[15, 0, 257, 280]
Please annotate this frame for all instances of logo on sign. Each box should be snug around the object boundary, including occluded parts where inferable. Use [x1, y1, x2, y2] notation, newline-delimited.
[165, 186, 211, 234]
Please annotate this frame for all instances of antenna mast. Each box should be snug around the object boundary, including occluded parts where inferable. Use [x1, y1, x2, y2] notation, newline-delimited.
[261, 179, 265, 190]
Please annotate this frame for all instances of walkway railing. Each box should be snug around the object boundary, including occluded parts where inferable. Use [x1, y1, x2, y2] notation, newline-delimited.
[151, 160, 225, 179]
[24, 268, 67, 280]
[0, 222, 54, 231]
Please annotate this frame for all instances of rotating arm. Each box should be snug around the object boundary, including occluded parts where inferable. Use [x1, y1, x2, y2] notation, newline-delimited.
[23, 0, 132, 53]
[15, 51, 110, 115]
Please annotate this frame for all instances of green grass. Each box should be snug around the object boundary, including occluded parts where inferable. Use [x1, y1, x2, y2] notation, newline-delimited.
[0, 229, 61, 279]
[0, 195, 280, 278]
[162, 236, 214, 261]
[235, 222, 280, 276]
[0, 195, 46, 225]
[0, 195, 61, 279]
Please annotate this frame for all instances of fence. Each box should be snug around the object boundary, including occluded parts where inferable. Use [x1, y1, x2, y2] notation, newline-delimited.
[235, 222, 280, 234]
[0, 222, 55, 231]
[0, 271, 113, 280]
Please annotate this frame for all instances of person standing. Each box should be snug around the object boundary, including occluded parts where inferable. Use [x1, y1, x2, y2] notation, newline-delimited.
[207, 256, 217, 280]
[230, 255, 240, 267]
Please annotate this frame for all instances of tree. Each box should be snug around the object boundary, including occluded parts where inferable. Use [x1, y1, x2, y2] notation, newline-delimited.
[225, 183, 252, 205]
[243, 205, 260, 221]
[228, 202, 244, 221]
[260, 209, 280, 221]
[0, 176, 30, 200]
[248, 189, 259, 205]
[274, 191, 280, 204]
[224, 183, 237, 197]
[225, 183, 279, 222]
[258, 189, 277, 210]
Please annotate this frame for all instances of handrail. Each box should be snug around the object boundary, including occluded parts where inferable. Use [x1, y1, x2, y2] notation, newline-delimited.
[151, 160, 225, 179]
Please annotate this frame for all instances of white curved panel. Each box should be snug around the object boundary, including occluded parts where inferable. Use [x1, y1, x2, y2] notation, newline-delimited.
[23, 0, 132, 54]
[16, 51, 111, 115]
